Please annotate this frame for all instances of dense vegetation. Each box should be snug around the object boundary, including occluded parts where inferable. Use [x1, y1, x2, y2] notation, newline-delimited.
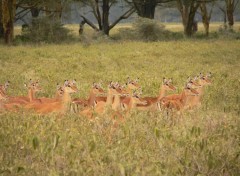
[0, 24, 239, 175]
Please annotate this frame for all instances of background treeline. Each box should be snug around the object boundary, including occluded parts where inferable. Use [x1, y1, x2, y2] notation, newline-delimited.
[0, 0, 240, 44]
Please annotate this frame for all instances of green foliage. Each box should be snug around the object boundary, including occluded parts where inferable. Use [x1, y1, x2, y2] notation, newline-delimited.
[20, 17, 73, 43]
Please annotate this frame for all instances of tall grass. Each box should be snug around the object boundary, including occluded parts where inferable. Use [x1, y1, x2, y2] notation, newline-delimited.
[0, 33, 240, 175]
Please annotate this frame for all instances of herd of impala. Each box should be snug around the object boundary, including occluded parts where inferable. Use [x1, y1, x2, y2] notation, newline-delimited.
[0, 72, 212, 122]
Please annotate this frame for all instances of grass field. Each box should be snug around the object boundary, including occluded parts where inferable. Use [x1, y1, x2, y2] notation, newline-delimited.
[0, 24, 240, 175]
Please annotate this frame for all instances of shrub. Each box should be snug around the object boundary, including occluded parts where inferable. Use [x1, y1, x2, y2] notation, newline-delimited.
[217, 25, 240, 40]
[114, 18, 174, 41]
[21, 17, 73, 43]
[133, 18, 170, 41]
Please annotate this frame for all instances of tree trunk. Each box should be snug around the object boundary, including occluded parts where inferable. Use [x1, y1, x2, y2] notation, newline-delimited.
[226, 0, 234, 28]
[223, 11, 227, 29]
[182, 5, 189, 34]
[2, 0, 16, 44]
[0, 2, 4, 38]
[133, 0, 156, 19]
[0, 22, 4, 39]
[102, 0, 110, 35]
[30, 7, 40, 18]
[200, 3, 209, 36]
[177, 0, 199, 37]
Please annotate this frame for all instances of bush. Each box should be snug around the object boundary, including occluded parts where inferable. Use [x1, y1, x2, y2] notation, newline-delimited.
[133, 18, 168, 41]
[217, 25, 240, 40]
[114, 18, 176, 41]
[21, 17, 73, 43]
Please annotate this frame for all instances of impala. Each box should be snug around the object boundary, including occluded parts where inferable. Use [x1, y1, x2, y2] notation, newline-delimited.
[185, 72, 212, 109]
[136, 78, 176, 111]
[24, 84, 64, 109]
[72, 82, 105, 112]
[27, 80, 78, 114]
[80, 82, 125, 119]
[160, 82, 199, 113]
[3, 80, 42, 111]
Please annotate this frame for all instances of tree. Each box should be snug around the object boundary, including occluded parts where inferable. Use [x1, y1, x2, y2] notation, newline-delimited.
[1, 0, 16, 44]
[199, 1, 215, 36]
[79, 0, 136, 35]
[225, 0, 239, 28]
[218, 0, 239, 29]
[0, 0, 64, 44]
[176, 0, 200, 37]
[132, 0, 157, 19]
[0, 2, 4, 38]
[127, 0, 175, 19]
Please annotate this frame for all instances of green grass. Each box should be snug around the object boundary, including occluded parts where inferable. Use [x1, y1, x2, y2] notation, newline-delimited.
[0, 24, 240, 175]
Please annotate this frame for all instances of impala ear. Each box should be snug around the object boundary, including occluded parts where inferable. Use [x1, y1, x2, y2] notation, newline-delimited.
[168, 78, 173, 83]
[24, 83, 28, 88]
[4, 81, 10, 89]
[207, 72, 212, 77]
[194, 76, 198, 80]
[127, 77, 130, 83]
[138, 87, 143, 95]
[108, 81, 113, 88]
[57, 83, 61, 89]
[163, 77, 167, 84]
[185, 82, 192, 89]
[64, 80, 69, 86]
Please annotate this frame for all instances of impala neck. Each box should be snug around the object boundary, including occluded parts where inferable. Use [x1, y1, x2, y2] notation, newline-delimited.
[128, 97, 137, 110]
[197, 86, 204, 97]
[28, 89, 35, 102]
[55, 92, 61, 100]
[180, 89, 187, 105]
[62, 90, 71, 102]
[158, 86, 167, 100]
[106, 90, 114, 106]
[88, 90, 97, 107]
[112, 94, 121, 111]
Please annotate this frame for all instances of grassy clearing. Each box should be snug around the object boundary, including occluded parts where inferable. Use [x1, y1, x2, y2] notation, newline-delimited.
[0, 25, 240, 175]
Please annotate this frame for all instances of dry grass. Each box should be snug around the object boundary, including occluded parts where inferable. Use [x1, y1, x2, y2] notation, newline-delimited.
[0, 23, 240, 175]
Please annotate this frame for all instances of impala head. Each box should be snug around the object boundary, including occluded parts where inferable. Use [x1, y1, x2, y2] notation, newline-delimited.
[0, 80, 10, 94]
[0, 89, 7, 100]
[63, 80, 78, 93]
[108, 81, 123, 95]
[24, 79, 42, 93]
[184, 82, 199, 96]
[187, 76, 201, 88]
[131, 92, 147, 105]
[92, 82, 105, 95]
[162, 77, 176, 91]
[126, 77, 141, 90]
[56, 84, 64, 97]
[199, 72, 212, 85]
[112, 82, 129, 96]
